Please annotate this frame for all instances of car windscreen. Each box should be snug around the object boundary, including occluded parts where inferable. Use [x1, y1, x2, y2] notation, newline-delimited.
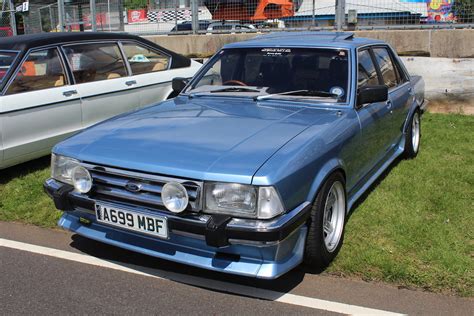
[0, 51, 19, 82]
[187, 47, 350, 102]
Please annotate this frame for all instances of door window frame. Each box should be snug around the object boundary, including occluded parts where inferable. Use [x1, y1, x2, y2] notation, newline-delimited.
[119, 40, 172, 76]
[369, 45, 410, 92]
[2, 45, 71, 96]
[60, 40, 131, 84]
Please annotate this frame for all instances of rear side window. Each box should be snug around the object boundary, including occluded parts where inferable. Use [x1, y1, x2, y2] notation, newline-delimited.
[122, 43, 170, 75]
[63, 43, 127, 84]
[6, 48, 66, 95]
[372, 48, 398, 88]
[357, 49, 379, 89]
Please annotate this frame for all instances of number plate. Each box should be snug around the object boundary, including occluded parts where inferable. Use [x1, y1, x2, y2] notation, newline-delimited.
[95, 203, 168, 239]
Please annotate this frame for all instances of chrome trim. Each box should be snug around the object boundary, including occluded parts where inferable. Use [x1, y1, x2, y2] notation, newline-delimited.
[82, 163, 203, 211]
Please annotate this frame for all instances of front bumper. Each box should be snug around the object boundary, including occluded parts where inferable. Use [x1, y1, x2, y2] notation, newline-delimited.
[44, 178, 311, 279]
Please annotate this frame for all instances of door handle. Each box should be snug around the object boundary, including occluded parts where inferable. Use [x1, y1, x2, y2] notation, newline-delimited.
[63, 90, 78, 97]
[125, 80, 137, 86]
[386, 101, 392, 109]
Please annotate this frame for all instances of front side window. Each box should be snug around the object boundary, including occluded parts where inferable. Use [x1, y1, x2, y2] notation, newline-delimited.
[6, 48, 66, 95]
[63, 43, 127, 84]
[0, 51, 19, 82]
[357, 49, 379, 89]
[372, 47, 398, 88]
[122, 43, 170, 75]
[187, 48, 350, 103]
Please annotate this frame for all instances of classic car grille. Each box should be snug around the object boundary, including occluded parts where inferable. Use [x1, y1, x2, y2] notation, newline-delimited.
[82, 163, 202, 212]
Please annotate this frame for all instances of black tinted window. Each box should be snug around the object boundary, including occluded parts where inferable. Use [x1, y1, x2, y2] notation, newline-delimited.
[373, 48, 398, 88]
[357, 50, 379, 88]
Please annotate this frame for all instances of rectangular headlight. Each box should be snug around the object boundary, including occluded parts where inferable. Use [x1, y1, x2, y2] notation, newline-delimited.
[51, 153, 80, 185]
[204, 183, 284, 219]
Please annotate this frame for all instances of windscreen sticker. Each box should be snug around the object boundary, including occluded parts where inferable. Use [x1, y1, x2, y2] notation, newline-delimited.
[261, 48, 291, 56]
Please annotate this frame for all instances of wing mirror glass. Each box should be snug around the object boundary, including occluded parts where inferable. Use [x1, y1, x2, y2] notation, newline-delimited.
[357, 85, 388, 108]
[172, 77, 189, 94]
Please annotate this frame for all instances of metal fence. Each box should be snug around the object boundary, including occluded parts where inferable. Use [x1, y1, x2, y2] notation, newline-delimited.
[15, 0, 474, 36]
[0, 0, 16, 37]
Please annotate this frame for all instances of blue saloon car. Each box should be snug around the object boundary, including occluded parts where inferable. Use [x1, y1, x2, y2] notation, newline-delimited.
[44, 32, 425, 279]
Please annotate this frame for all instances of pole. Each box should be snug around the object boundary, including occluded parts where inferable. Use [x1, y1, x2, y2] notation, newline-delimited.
[9, 0, 17, 35]
[174, 0, 178, 30]
[191, 0, 198, 34]
[90, 0, 97, 31]
[312, 0, 315, 27]
[335, 0, 346, 31]
[118, 0, 124, 31]
[58, 0, 65, 32]
[107, 0, 111, 31]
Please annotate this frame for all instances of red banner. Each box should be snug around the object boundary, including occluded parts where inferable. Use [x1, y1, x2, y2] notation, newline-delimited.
[128, 9, 148, 23]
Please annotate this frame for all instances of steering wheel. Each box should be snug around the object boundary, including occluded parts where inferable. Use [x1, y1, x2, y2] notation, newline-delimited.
[223, 80, 248, 86]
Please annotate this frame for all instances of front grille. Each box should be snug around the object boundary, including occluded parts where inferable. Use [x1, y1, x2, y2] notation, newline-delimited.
[82, 163, 202, 212]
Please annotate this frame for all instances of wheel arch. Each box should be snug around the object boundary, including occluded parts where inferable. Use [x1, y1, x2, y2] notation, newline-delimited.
[403, 101, 421, 135]
[306, 159, 347, 207]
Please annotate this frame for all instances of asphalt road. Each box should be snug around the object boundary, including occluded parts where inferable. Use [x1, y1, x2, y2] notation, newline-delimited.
[1, 222, 472, 315]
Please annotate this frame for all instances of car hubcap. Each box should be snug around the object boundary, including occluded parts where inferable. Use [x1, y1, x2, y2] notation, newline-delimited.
[412, 112, 420, 153]
[323, 181, 345, 252]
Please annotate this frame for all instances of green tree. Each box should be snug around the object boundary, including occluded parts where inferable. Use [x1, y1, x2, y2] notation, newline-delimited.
[451, 0, 474, 23]
[124, 0, 148, 10]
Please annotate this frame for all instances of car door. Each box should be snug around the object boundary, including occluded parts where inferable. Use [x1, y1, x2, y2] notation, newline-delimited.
[62, 42, 137, 128]
[372, 46, 412, 148]
[0, 47, 82, 167]
[120, 41, 200, 107]
[353, 48, 393, 181]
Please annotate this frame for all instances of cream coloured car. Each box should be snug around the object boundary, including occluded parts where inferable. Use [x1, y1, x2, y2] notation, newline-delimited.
[0, 32, 201, 169]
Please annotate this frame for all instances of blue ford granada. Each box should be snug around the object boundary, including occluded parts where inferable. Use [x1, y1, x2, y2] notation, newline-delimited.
[44, 32, 425, 279]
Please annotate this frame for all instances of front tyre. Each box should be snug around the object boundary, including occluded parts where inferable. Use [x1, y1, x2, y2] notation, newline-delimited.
[304, 172, 346, 270]
[404, 109, 421, 159]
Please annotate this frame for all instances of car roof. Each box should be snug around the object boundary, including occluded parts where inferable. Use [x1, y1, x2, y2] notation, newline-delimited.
[0, 32, 149, 51]
[223, 32, 385, 50]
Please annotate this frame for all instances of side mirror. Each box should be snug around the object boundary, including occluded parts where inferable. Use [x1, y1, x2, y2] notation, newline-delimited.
[172, 77, 189, 94]
[357, 85, 388, 108]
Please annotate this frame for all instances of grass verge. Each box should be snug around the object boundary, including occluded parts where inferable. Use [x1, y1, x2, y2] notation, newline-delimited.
[0, 113, 473, 296]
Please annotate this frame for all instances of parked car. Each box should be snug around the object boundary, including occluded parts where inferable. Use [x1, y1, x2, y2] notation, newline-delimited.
[206, 21, 256, 32]
[170, 21, 211, 33]
[45, 32, 426, 279]
[0, 32, 201, 169]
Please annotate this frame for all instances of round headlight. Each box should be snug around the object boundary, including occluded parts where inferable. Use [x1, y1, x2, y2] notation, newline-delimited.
[72, 166, 92, 193]
[162, 182, 188, 213]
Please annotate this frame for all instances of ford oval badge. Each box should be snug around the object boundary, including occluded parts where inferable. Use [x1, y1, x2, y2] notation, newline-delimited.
[125, 182, 142, 193]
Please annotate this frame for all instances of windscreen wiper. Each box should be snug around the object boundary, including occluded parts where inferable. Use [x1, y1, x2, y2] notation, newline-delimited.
[255, 90, 338, 101]
[210, 87, 262, 93]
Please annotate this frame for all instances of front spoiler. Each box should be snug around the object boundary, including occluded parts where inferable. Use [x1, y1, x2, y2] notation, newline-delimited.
[45, 178, 311, 278]
[59, 212, 307, 279]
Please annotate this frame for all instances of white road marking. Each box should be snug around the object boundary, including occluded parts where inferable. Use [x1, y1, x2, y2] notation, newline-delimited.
[0, 238, 403, 316]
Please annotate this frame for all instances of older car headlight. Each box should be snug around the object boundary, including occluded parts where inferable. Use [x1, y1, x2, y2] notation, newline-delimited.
[72, 165, 93, 193]
[162, 182, 189, 213]
[51, 154, 80, 186]
[204, 183, 284, 219]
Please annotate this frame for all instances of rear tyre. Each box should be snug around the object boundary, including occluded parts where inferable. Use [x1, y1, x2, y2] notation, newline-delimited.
[304, 172, 346, 270]
[404, 109, 421, 159]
